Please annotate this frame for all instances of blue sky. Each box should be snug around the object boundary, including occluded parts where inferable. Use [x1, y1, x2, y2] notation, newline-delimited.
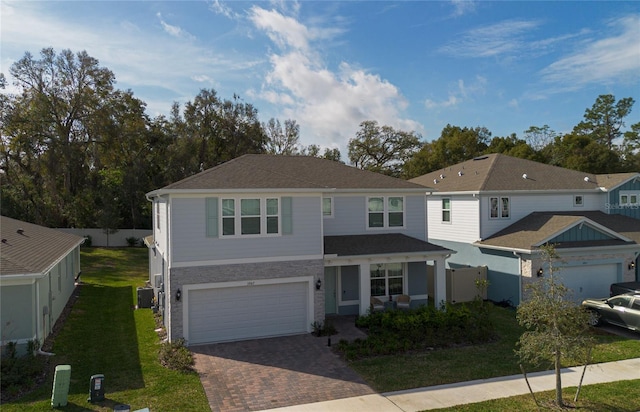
[2, 1, 639, 157]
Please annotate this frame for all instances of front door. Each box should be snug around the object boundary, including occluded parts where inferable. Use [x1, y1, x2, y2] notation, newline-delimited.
[324, 267, 337, 315]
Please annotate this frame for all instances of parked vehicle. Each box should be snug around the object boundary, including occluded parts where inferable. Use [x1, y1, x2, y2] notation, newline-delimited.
[610, 282, 640, 297]
[582, 293, 640, 332]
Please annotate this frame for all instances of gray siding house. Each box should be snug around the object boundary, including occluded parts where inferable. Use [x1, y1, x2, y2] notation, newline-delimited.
[410, 154, 640, 306]
[0, 216, 84, 355]
[146, 155, 451, 345]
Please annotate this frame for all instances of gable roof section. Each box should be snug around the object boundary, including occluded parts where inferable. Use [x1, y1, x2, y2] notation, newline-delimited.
[152, 154, 430, 194]
[475, 211, 640, 252]
[0, 216, 85, 277]
[409, 153, 638, 193]
[324, 233, 451, 257]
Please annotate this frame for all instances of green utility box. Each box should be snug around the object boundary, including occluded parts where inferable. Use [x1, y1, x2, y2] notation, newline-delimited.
[51, 364, 71, 407]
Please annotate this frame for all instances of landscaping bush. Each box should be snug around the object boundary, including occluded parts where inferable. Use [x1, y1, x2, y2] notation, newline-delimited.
[126, 236, 140, 247]
[340, 301, 495, 360]
[158, 339, 195, 373]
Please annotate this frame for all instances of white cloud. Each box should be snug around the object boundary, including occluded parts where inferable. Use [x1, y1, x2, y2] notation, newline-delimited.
[157, 12, 195, 40]
[424, 76, 486, 109]
[249, 6, 421, 154]
[540, 14, 640, 87]
[440, 19, 540, 58]
[450, 0, 477, 18]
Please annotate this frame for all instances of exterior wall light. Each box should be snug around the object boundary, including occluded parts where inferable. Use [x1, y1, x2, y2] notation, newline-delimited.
[176, 288, 181, 301]
[629, 261, 636, 270]
[537, 268, 544, 277]
[315, 279, 322, 290]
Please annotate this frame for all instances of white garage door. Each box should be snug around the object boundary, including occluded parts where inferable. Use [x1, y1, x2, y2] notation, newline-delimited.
[188, 281, 309, 345]
[557, 263, 618, 303]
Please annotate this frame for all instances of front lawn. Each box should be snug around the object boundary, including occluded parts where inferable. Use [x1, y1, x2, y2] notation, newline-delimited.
[2, 247, 209, 411]
[348, 303, 640, 393]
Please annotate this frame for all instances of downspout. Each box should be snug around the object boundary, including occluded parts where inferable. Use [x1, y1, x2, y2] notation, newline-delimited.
[512, 251, 523, 305]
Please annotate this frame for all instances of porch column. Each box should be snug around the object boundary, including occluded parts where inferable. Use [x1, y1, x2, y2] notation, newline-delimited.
[359, 262, 371, 316]
[433, 256, 447, 309]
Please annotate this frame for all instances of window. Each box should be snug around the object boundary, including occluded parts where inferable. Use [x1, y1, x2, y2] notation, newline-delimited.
[574, 195, 583, 207]
[370, 263, 404, 298]
[220, 197, 280, 236]
[222, 199, 235, 235]
[620, 192, 640, 206]
[442, 198, 451, 222]
[368, 196, 404, 228]
[155, 202, 160, 229]
[323, 197, 333, 217]
[490, 197, 510, 219]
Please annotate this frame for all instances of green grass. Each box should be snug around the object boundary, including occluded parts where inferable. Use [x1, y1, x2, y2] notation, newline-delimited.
[349, 304, 640, 393]
[2, 247, 209, 412]
[430, 379, 640, 411]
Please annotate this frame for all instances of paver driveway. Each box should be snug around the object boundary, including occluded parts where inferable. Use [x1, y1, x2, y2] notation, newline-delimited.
[191, 330, 374, 412]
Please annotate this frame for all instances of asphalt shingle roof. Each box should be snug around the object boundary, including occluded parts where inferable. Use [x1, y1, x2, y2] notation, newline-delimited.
[154, 154, 429, 192]
[409, 153, 638, 192]
[324, 233, 451, 257]
[476, 211, 640, 251]
[0, 216, 85, 276]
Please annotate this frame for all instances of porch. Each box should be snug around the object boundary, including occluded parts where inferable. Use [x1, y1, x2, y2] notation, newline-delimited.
[323, 233, 453, 317]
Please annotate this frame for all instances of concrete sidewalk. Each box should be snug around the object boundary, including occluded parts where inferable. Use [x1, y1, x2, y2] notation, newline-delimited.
[262, 358, 640, 412]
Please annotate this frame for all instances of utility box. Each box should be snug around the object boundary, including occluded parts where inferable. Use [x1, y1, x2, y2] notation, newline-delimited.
[51, 364, 71, 407]
[88, 374, 105, 403]
[137, 287, 154, 308]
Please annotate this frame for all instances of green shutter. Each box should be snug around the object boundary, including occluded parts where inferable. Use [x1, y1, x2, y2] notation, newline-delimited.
[282, 197, 293, 235]
[206, 197, 219, 238]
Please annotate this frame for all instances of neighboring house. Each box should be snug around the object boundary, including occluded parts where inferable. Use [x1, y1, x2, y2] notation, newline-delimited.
[410, 153, 640, 306]
[0, 216, 84, 355]
[146, 154, 451, 345]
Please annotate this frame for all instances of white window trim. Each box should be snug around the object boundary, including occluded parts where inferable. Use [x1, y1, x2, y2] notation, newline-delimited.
[322, 197, 334, 218]
[220, 197, 281, 238]
[620, 191, 640, 206]
[442, 197, 452, 223]
[366, 196, 406, 229]
[370, 263, 406, 299]
[574, 195, 584, 207]
[489, 196, 510, 220]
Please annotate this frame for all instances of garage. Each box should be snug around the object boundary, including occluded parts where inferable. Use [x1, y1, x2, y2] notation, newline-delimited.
[187, 280, 310, 345]
[556, 263, 619, 302]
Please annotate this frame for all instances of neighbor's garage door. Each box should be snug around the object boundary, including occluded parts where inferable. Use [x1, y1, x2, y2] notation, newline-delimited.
[557, 263, 618, 303]
[188, 281, 309, 345]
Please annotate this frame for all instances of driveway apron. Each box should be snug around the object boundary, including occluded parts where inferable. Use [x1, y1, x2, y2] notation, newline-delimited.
[191, 332, 374, 412]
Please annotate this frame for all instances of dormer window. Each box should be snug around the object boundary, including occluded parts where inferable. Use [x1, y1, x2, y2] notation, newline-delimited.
[574, 195, 584, 207]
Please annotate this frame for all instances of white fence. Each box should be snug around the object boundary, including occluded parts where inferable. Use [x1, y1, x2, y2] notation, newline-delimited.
[56, 228, 152, 247]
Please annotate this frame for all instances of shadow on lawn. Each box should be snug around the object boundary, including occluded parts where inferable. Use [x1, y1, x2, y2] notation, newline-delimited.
[59, 283, 146, 396]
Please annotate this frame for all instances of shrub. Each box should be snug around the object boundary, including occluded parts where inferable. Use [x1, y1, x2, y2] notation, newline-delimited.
[83, 235, 93, 247]
[337, 302, 496, 360]
[126, 237, 140, 247]
[159, 338, 195, 373]
[311, 320, 337, 337]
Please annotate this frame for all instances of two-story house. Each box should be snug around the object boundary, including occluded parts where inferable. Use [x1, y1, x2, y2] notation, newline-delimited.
[410, 153, 640, 306]
[146, 154, 451, 345]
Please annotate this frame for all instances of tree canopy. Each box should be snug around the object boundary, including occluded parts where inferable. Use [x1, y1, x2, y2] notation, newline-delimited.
[1, 48, 638, 229]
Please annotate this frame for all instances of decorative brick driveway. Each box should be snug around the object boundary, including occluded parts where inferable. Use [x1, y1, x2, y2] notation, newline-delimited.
[191, 319, 373, 411]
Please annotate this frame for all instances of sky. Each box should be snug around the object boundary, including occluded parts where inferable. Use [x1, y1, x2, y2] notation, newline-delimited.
[2, 1, 639, 158]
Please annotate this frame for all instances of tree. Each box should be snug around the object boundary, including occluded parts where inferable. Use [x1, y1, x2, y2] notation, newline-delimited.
[523, 125, 557, 151]
[573, 94, 635, 150]
[516, 244, 594, 408]
[543, 133, 623, 173]
[486, 133, 539, 160]
[2, 48, 116, 227]
[403, 124, 490, 178]
[263, 118, 300, 155]
[348, 120, 421, 177]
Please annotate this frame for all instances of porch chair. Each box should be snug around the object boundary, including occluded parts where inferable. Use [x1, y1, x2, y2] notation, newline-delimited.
[396, 294, 411, 310]
[370, 297, 385, 312]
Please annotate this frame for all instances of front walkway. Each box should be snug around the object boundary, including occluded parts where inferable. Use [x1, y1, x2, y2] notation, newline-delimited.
[191, 318, 372, 411]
